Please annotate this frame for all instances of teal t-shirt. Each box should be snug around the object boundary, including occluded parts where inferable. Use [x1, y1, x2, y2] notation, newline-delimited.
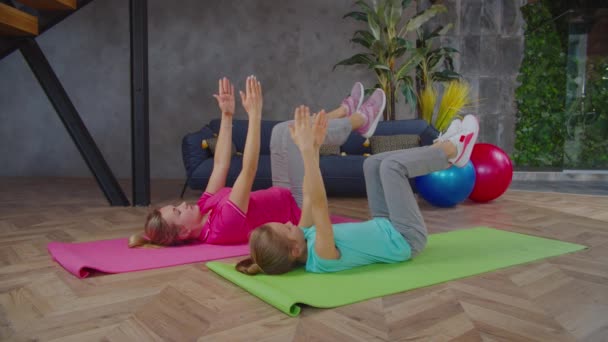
[303, 217, 411, 273]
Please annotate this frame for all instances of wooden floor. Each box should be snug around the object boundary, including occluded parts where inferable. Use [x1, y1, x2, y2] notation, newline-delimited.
[0, 177, 607, 341]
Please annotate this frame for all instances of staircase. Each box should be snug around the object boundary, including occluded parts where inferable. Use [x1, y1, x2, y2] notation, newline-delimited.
[0, 0, 94, 59]
[0, 0, 150, 207]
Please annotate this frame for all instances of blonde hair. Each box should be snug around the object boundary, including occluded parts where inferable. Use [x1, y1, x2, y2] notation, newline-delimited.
[128, 209, 182, 248]
[235, 224, 299, 275]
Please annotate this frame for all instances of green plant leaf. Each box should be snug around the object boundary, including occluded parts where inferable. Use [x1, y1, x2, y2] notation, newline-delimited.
[400, 77, 417, 108]
[424, 23, 453, 40]
[401, 0, 412, 9]
[355, 0, 373, 12]
[395, 52, 423, 80]
[368, 12, 382, 40]
[433, 69, 461, 81]
[371, 63, 391, 71]
[393, 38, 413, 58]
[351, 37, 372, 48]
[404, 4, 447, 35]
[343, 11, 369, 22]
[333, 53, 374, 70]
[352, 30, 375, 48]
[385, 0, 402, 28]
[370, 40, 386, 59]
[373, 0, 386, 23]
[354, 30, 375, 42]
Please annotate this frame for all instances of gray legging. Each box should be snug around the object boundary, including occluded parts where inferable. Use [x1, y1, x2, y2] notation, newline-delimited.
[363, 147, 449, 256]
[270, 119, 449, 256]
[270, 118, 352, 206]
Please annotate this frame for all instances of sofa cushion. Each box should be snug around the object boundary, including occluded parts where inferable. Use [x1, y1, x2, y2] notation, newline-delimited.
[370, 134, 420, 154]
[341, 133, 371, 155]
[205, 137, 237, 156]
[340, 119, 435, 155]
[319, 145, 341, 156]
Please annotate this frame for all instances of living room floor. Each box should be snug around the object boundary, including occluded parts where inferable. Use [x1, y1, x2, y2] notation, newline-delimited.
[0, 177, 606, 341]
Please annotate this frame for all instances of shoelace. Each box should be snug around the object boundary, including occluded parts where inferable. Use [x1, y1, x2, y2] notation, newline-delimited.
[436, 128, 461, 142]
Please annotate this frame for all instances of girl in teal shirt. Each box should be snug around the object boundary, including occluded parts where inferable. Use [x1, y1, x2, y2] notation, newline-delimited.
[237, 103, 479, 274]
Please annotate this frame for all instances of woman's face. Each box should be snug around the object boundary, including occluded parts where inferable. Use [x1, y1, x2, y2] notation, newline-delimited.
[159, 202, 203, 239]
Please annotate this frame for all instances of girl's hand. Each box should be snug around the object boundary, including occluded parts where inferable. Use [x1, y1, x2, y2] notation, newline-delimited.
[289, 106, 315, 151]
[312, 110, 328, 149]
[213, 77, 235, 115]
[240, 75, 263, 119]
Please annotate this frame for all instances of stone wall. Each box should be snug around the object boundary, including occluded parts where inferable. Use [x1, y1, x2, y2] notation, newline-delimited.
[0, 0, 527, 179]
[419, 0, 527, 152]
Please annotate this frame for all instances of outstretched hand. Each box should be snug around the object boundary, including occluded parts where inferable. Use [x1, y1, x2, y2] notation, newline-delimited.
[213, 77, 235, 115]
[289, 106, 327, 152]
[240, 75, 263, 119]
[312, 110, 328, 149]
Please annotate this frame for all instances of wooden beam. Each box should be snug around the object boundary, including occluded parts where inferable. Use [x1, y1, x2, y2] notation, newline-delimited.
[0, 3, 38, 36]
[15, 0, 77, 11]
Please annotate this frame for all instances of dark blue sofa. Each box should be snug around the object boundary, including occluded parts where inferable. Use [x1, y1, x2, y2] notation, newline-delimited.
[181, 119, 438, 197]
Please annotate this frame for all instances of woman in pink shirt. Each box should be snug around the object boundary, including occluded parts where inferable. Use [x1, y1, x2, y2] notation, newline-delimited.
[129, 76, 300, 247]
[129, 76, 379, 247]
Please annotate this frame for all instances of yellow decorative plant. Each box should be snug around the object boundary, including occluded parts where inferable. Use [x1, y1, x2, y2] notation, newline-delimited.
[419, 80, 470, 132]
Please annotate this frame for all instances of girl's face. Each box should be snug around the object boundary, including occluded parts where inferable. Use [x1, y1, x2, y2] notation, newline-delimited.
[268, 221, 305, 248]
[159, 202, 203, 240]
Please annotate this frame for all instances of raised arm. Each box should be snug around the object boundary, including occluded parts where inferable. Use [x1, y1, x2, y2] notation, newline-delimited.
[229, 76, 263, 213]
[297, 107, 329, 228]
[290, 107, 339, 260]
[205, 77, 236, 195]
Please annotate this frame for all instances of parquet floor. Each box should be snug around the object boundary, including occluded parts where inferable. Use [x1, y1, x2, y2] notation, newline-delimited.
[0, 177, 606, 341]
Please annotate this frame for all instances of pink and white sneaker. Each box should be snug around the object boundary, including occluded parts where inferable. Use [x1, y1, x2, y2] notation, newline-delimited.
[341, 82, 365, 117]
[448, 114, 479, 167]
[357, 88, 386, 138]
[434, 118, 462, 143]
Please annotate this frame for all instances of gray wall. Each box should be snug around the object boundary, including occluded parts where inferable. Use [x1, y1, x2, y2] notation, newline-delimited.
[0, 0, 525, 179]
[419, 0, 526, 151]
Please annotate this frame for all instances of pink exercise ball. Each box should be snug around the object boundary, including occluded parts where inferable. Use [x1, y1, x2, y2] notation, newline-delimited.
[468, 143, 513, 203]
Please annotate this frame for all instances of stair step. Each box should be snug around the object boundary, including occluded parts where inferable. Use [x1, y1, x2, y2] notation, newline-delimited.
[0, 3, 38, 36]
[15, 0, 77, 11]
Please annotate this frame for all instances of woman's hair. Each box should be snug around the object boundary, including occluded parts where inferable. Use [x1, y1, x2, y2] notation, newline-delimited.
[235, 224, 300, 275]
[128, 209, 182, 248]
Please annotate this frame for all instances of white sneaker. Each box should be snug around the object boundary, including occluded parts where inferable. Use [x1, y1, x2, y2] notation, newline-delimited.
[448, 115, 479, 168]
[434, 119, 462, 143]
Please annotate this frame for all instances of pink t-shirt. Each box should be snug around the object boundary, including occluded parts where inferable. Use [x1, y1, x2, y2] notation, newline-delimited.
[196, 186, 301, 245]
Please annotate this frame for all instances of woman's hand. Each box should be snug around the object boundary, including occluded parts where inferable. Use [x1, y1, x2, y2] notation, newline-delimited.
[213, 77, 235, 115]
[240, 75, 263, 119]
[312, 110, 328, 149]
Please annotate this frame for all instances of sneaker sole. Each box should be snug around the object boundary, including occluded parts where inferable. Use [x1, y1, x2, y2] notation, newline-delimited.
[454, 115, 479, 167]
[353, 82, 364, 115]
[361, 90, 386, 139]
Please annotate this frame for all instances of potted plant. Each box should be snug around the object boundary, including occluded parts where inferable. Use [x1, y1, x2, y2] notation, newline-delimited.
[334, 0, 461, 123]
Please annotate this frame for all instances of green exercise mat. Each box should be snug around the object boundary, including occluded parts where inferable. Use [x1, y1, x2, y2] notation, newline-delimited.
[206, 227, 585, 316]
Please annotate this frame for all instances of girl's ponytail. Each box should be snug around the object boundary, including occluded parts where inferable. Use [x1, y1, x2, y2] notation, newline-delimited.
[235, 258, 263, 275]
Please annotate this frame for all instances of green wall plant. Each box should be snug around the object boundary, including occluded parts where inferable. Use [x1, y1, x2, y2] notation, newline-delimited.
[514, 2, 567, 168]
[515, 1, 608, 169]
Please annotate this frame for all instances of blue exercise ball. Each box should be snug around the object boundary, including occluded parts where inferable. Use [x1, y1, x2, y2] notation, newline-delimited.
[414, 161, 476, 208]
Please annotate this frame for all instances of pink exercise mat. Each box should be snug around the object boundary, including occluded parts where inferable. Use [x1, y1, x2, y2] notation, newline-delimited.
[48, 215, 360, 278]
